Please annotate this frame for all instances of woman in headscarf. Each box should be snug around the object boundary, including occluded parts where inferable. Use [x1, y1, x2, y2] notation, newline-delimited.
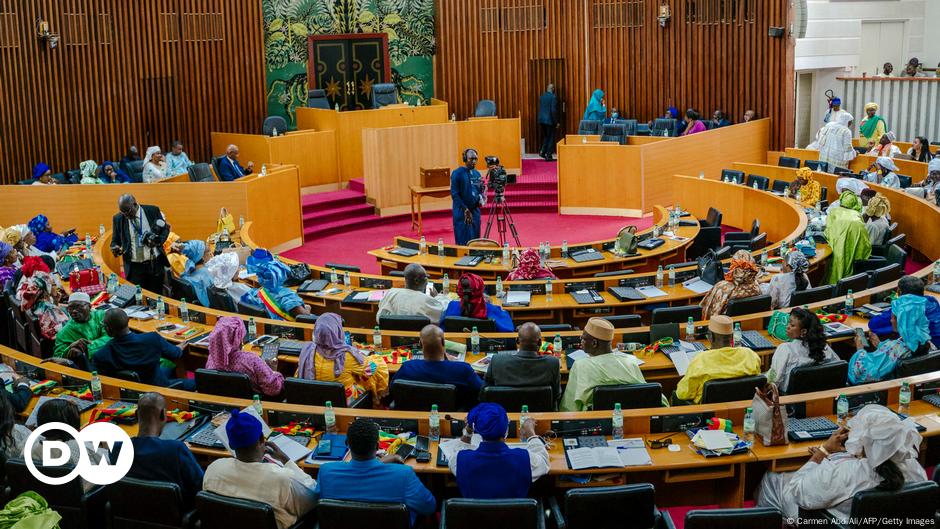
[16, 264, 68, 340]
[863, 193, 891, 246]
[912, 158, 940, 202]
[28, 214, 77, 254]
[440, 273, 514, 332]
[757, 405, 926, 520]
[859, 102, 887, 148]
[699, 250, 762, 319]
[681, 109, 707, 136]
[868, 131, 901, 158]
[582, 89, 606, 122]
[849, 294, 932, 384]
[789, 167, 821, 207]
[78, 160, 103, 184]
[5, 224, 49, 260]
[141, 146, 168, 183]
[205, 252, 251, 306]
[163, 233, 213, 306]
[813, 112, 857, 171]
[826, 177, 868, 212]
[863, 157, 901, 188]
[31, 163, 56, 185]
[824, 191, 872, 284]
[767, 308, 837, 393]
[240, 259, 311, 320]
[296, 312, 389, 407]
[205, 316, 284, 398]
[0, 242, 20, 291]
[506, 248, 556, 281]
[99, 161, 131, 184]
[760, 250, 811, 309]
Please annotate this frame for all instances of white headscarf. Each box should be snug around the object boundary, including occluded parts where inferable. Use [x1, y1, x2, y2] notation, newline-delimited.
[142, 146, 162, 167]
[928, 158, 940, 174]
[836, 112, 854, 127]
[845, 405, 921, 470]
[876, 156, 900, 172]
[205, 252, 240, 289]
[836, 177, 868, 195]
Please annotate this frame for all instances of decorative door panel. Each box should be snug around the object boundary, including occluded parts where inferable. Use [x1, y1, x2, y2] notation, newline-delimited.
[308, 34, 390, 111]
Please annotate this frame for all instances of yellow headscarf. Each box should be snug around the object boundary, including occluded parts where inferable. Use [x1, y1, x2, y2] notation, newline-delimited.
[865, 193, 890, 218]
[864, 102, 879, 112]
[795, 167, 814, 183]
[163, 232, 188, 276]
[0, 228, 19, 247]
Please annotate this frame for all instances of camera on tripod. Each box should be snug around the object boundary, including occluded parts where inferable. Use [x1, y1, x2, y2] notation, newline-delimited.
[484, 156, 517, 198]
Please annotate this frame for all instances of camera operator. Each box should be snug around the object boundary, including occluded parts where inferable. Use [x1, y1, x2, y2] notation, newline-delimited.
[111, 194, 171, 293]
[451, 149, 485, 245]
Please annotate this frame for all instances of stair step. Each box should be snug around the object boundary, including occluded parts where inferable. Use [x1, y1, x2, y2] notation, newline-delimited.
[348, 178, 366, 194]
[302, 189, 366, 213]
[303, 203, 375, 223]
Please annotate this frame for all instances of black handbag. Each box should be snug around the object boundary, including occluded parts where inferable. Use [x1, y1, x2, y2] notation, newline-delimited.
[697, 249, 723, 285]
[283, 263, 312, 287]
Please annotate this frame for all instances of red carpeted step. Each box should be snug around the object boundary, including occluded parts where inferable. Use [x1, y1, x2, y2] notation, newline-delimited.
[301, 189, 366, 213]
[348, 178, 366, 194]
[303, 202, 375, 224]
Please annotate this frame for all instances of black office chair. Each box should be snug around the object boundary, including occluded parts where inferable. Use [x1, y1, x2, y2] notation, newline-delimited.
[371, 83, 399, 108]
[187, 163, 215, 182]
[600, 123, 627, 144]
[123, 160, 145, 183]
[835, 273, 869, 297]
[745, 174, 769, 190]
[725, 225, 761, 248]
[443, 316, 496, 332]
[195, 491, 313, 529]
[474, 99, 497, 117]
[194, 368, 255, 399]
[390, 379, 457, 411]
[786, 360, 848, 395]
[600, 314, 642, 328]
[307, 88, 331, 109]
[771, 178, 789, 192]
[650, 118, 677, 137]
[8, 293, 30, 352]
[207, 286, 237, 312]
[866, 263, 903, 288]
[700, 375, 767, 404]
[651, 305, 702, 324]
[379, 315, 431, 331]
[833, 166, 854, 176]
[700, 207, 723, 228]
[873, 233, 905, 257]
[612, 118, 638, 136]
[441, 498, 545, 529]
[777, 156, 800, 168]
[721, 169, 745, 184]
[262, 115, 288, 137]
[650, 323, 679, 343]
[804, 159, 829, 172]
[593, 383, 664, 410]
[282, 377, 370, 408]
[789, 284, 835, 307]
[167, 273, 199, 305]
[317, 499, 410, 529]
[577, 120, 601, 135]
[537, 324, 572, 332]
[688, 226, 722, 259]
[553, 483, 673, 529]
[65, 168, 82, 184]
[898, 174, 913, 188]
[725, 294, 772, 317]
[237, 299, 270, 318]
[749, 232, 768, 251]
[895, 351, 940, 378]
[684, 507, 782, 529]
[6, 458, 107, 529]
[106, 477, 196, 529]
[800, 482, 938, 528]
[480, 385, 554, 412]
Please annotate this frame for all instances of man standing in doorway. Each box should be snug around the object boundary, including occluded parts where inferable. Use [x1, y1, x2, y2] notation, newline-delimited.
[537, 84, 559, 161]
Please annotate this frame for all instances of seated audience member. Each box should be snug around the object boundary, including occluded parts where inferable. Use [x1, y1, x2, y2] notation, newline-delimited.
[709, 109, 731, 129]
[2, 225, 43, 260]
[205, 252, 251, 306]
[0, 383, 31, 458]
[16, 261, 68, 340]
[561, 318, 662, 411]
[484, 322, 561, 405]
[881, 62, 894, 76]
[812, 112, 857, 171]
[125, 393, 204, 504]
[674, 315, 761, 403]
[376, 263, 449, 325]
[163, 233, 213, 306]
[79, 160, 103, 184]
[768, 308, 838, 393]
[203, 409, 317, 529]
[443, 403, 549, 499]
[863, 193, 891, 246]
[53, 293, 109, 366]
[743, 110, 757, 123]
[240, 257, 311, 320]
[316, 419, 436, 524]
[206, 316, 284, 398]
[0, 242, 19, 291]
[868, 131, 901, 158]
[912, 158, 940, 200]
[649, 106, 686, 135]
[165, 140, 194, 177]
[757, 405, 926, 520]
[700, 250, 761, 319]
[789, 167, 821, 207]
[28, 214, 77, 254]
[826, 178, 868, 212]
[30, 399, 104, 491]
[217, 144, 254, 181]
[681, 108, 707, 136]
[441, 273, 514, 332]
[121, 145, 141, 163]
[393, 325, 482, 410]
[760, 250, 811, 309]
[0, 370, 37, 415]
[100, 161, 131, 183]
[849, 294, 932, 384]
[142, 146, 168, 183]
[863, 156, 901, 188]
[603, 106, 621, 124]
[297, 312, 389, 406]
[824, 192, 872, 284]
[902, 60, 922, 77]
[907, 136, 933, 163]
[31, 163, 56, 185]
[506, 248, 556, 281]
[92, 308, 195, 390]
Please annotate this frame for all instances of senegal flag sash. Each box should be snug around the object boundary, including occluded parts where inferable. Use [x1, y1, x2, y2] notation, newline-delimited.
[257, 287, 294, 321]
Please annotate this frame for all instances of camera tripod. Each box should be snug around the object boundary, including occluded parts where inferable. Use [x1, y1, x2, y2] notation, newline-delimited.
[483, 191, 521, 247]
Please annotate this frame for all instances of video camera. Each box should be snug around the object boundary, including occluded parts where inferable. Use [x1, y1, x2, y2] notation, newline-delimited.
[484, 156, 517, 199]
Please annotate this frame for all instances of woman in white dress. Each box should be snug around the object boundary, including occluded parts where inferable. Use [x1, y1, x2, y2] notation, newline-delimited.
[862, 157, 900, 188]
[760, 251, 812, 310]
[766, 307, 838, 393]
[141, 146, 168, 183]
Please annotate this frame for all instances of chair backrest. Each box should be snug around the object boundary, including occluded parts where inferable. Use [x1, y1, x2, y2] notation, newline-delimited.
[749, 218, 761, 238]
[379, 315, 432, 331]
[391, 379, 458, 411]
[848, 482, 939, 526]
[885, 243, 908, 269]
[125, 160, 145, 183]
[261, 115, 288, 137]
[195, 491, 279, 529]
[895, 351, 940, 378]
[577, 120, 601, 135]
[789, 284, 835, 307]
[480, 385, 554, 412]
[564, 484, 658, 529]
[443, 316, 496, 332]
[236, 299, 269, 318]
[868, 263, 902, 288]
[537, 323, 572, 332]
[725, 294, 772, 317]
[833, 166, 853, 176]
[651, 118, 676, 136]
[593, 383, 663, 410]
[207, 286, 237, 312]
[882, 232, 905, 250]
[441, 498, 544, 529]
[599, 314, 642, 328]
[194, 368, 254, 399]
[746, 174, 769, 190]
[317, 499, 410, 529]
[720, 169, 744, 184]
[684, 507, 782, 529]
[771, 179, 789, 193]
[749, 232, 767, 251]
[307, 88, 331, 109]
[786, 360, 848, 395]
[804, 159, 829, 172]
[167, 273, 198, 304]
[651, 305, 702, 324]
[701, 375, 767, 404]
[324, 262, 361, 273]
[704, 207, 722, 227]
[835, 273, 870, 297]
[108, 477, 188, 529]
[474, 99, 497, 117]
[650, 323, 679, 342]
[898, 174, 913, 188]
[372, 83, 399, 108]
[188, 163, 215, 182]
[282, 377, 348, 407]
[600, 123, 626, 144]
[5, 458, 87, 524]
[777, 156, 800, 168]
[611, 118, 637, 136]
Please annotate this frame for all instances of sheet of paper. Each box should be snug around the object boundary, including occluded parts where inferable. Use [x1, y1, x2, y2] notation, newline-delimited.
[694, 430, 734, 451]
[214, 407, 273, 454]
[566, 350, 589, 363]
[438, 435, 481, 463]
[269, 433, 312, 462]
[668, 351, 692, 376]
[618, 447, 653, 466]
[350, 291, 370, 302]
[637, 286, 668, 298]
[682, 278, 713, 294]
[238, 270, 256, 280]
[607, 438, 645, 449]
[566, 447, 601, 470]
[368, 290, 387, 302]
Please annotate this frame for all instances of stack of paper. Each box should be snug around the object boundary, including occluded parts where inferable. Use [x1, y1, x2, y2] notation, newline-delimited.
[637, 286, 668, 298]
[566, 438, 652, 470]
[682, 278, 713, 294]
[213, 407, 311, 462]
[667, 341, 703, 376]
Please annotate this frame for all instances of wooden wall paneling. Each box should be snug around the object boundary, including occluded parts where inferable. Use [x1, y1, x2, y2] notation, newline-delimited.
[557, 140, 644, 214]
[455, 117, 523, 171]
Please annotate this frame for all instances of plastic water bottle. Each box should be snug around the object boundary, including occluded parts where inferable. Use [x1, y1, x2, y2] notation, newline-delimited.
[561, 240, 568, 259]
[344, 331, 351, 345]
[98, 223, 106, 237]
[239, 215, 245, 228]
[742, 407, 755, 442]
[779, 239, 788, 256]
[324, 401, 337, 433]
[933, 260, 940, 284]
[260, 164, 267, 177]
[450, 113, 456, 121]
[419, 236, 427, 254]
[612, 403, 624, 440]
[502, 243, 510, 265]
[272, 127, 278, 137]
[156, 296, 165, 320]
[179, 298, 190, 323]
[520, 405, 530, 434]
[252, 395, 263, 416]
[429, 405, 441, 441]
[247, 317, 257, 342]
[844, 289, 855, 314]
[330, 267, 338, 284]
[335, 103, 340, 112]
[582, 137, 587, 144]
[837, 394, 849, 424]
[442, 273, 450, 294]
[899, 382, 911, 414]
[496, 276, 504, 298]
[437, 238, 444, 256]
[733, 322, 742, 346]
[752, 182, 758, 189]
[85, 232, 92, 250]
[343, 271, 351, 288]
[545, 278, 553, 301]
[783, 185, 790, 197]
[795, 189, 802, 203]
[662, 128, 669, 137]
[698, 171, 705, 180]
[373, 326, 382, 348]
[135, 285, 143, 305]
[471, 326, 480, 354]
[107, 273, 118, 294]
[686, 317, 695, 341]
[668, 266, 676, 286]
[90, 371, 103, 401]
[655, 265, 664, 288]
[760, 249, 768, 266]
[553, 334, 563, 354]
[538, 242, 546, 263]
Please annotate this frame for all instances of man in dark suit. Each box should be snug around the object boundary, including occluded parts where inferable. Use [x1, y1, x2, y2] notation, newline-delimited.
[110, 194, 170, 294]
[484, 322, 561, 407]
[217, 144, 254, 181]
[537, 84, 559, 161]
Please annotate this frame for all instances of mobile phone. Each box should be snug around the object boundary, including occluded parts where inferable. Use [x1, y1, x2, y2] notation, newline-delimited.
[157, 324, 176, 332]
[416, 452, 431, 463]
[855, 327, 869, 348]
[395, 443, 415, 459]
[315, 439, 332, 456]
[415, 435, 430, 453]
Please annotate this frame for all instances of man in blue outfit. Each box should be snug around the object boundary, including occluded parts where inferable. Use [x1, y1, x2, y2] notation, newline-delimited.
[217, 144, 254, 181]
[316, 419, 436, 525]
[451, 148, 484, 245]
[869, 275, 940, 347]
[392, 325, 483, 410]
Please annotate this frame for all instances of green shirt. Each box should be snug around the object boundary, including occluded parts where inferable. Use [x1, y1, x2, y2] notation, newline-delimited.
[560, 352, 657, 411]
[53, 310, 110, 358]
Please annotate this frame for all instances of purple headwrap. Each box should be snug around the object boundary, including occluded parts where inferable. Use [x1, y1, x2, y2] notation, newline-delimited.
[225, 408, 262, 450]
[207, 316, 247, 370]
[0, 242, 12, 262]
[32, 163, 51, 180]
[467, 403, 510, 441]
[305, 312, 364, 378]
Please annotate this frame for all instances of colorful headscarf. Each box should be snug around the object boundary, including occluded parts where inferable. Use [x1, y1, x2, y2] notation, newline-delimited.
[784, 250, 809, 275]
[865, 193, 890, 218]
[860, 103, 885, 139]
[32, 163, 51, 180]
[929, 158, 940, 175]
[21, 256, 50, 278]
[836, 177, 867, 196]
[79, 160, 97, 179]
[506, 248, 555, 281]
[864, 102, 879, 112]
[891, 294, 931, 352]
[206, 252, 240, 289]
[795, 167, 814, 183]
[182, 240, 206, 267]
[17, 272, 53, 312]
[207, 316, 247, 369]
[1, 228, 21, 247]
[582, 89, 605, 121]
[142, 146, 161, 167]
[845, 405, 921, 470]
[724, 250, 759, 284]
[28, 215, 49, 235]
[310, 312, 364, 377]
[467, 403, 509, 441]
[458, 273, 487, 319]
[0, 242, 13, 263]
[830, 97, 841, 106]
[839, 191, 862, 211]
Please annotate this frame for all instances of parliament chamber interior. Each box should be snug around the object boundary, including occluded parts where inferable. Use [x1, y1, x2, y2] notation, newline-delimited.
[2, 0, 940, 528]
